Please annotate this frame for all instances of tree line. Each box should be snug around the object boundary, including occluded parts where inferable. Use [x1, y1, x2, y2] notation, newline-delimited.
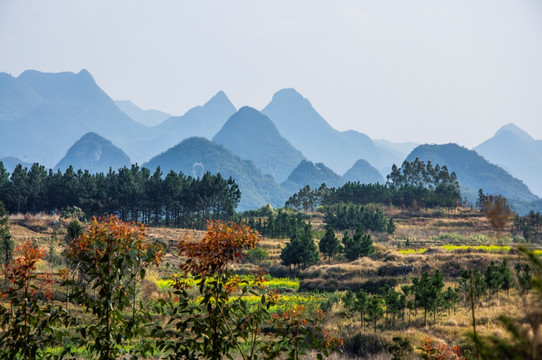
[0, 162, 240, 229]
[285, 158, 462, 211]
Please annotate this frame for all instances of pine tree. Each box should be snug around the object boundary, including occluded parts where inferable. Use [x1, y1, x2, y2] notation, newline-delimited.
[343, 226, 374, 261]
[499, 258, 513, 296]
[0, 201, 13, 272]
[319, 226, 341, 260]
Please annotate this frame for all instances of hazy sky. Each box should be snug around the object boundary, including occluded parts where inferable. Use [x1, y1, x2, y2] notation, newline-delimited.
[1, 0, 541, 148]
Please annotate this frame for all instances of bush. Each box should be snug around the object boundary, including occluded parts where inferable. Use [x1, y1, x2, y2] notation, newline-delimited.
[245, 247, 269, 264]
[343, 333, 388, 357]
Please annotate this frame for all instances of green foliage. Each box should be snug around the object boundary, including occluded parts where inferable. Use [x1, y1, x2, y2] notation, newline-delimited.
[0, 241, 66, 360]
[389, 336, 413, 360]
[65, 216, 164, 360]
[324, 203, 390, 232]
[247, 210, 307, 238]
[245, 246, 269, 264]
[512, 210, 542, 243]
[280, 223, 320, 270]
[154, 221, 340, 360]
[60, 205, 85, 220]
[66, 219, 84, 243]
[470, 247, 542, 359]
[342, 226, 374, 261]
[319, 226, 341, 260]
[0, 201, 14, 269]
[0, 163, 241, 230]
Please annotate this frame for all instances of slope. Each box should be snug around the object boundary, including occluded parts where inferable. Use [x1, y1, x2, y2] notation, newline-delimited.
[213, 106, 305, 183]
[0, 69, 149, 167]
[143, 137, 290, 210]
[115, 100, 172, 127]
[282, 160, 345, 194]
[474, 124, 542, 198]
[55, 132, 131, 173]
[406, 143, 540, 213]
[343, 159, 385, 184]
[262, 89, 391, 174]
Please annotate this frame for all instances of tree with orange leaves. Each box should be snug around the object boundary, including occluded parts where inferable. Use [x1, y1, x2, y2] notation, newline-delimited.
[155, 220, 341, 360]
[0, 241, 64, 360]
[65, 215, 163, 360]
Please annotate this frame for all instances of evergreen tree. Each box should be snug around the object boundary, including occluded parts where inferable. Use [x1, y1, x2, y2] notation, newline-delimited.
[280, 223, 319, 271]
[342, 226, 374, 261]
[499, 258, 513, 296]
[0, 201, 13, 272]
[387, 218, 396, 234]
[319, 226, 341, 260]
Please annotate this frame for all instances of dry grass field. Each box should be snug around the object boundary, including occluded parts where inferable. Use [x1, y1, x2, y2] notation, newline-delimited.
[5, 207, 541, 359]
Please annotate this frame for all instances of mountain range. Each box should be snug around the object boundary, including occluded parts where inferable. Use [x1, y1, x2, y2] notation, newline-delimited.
[1, 69, 541, 213]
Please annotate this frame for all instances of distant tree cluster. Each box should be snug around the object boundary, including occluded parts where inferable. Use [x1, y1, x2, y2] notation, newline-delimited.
[0, 162, 240, 229]
[513, 210, 542, 243]
[285, 159, 461, 210]
[343, 269, 458, 330]
[284, 184, 330, 212]
[323, 204, 394, 234]
[244, 210, 307, 238]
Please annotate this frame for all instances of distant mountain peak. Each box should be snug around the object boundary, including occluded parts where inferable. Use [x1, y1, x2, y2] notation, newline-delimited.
[495, 123, 534, 142]
[204, 90, 235, 110]
[55, 131, 131, 173]
[270, 88, 310, 106]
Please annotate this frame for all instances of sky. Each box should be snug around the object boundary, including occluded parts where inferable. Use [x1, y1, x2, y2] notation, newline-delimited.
[1, 0, 541, 148]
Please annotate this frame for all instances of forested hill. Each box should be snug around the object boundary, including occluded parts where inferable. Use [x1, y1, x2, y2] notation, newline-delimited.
[281, 160, 345, 193]
[144, 137, 290, 210]
[213, 106, 305, 183]
[406, 143, 541, 214]
[342, 159, 385, 184]
[55, 132, 131, 174]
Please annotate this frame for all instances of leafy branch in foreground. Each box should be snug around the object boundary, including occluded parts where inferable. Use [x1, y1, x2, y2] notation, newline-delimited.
[154, 220, 341, 360]
[65, 215, 164, 360]
[0, 241, 65, 360]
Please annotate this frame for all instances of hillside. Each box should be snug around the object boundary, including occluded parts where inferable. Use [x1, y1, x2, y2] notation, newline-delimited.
[144, 137, 290, 210]
[342, 159, 385, 184]
[213, 106, 305, 183]
[474, 123, 542, 198]
[262, 88, 393, 174]
[114, 99, 172, 127]
[282, 160, 345, 193]
[407, 143, 540, 213]
[0, 69, 149, 167]
[55, 132, 131, 173]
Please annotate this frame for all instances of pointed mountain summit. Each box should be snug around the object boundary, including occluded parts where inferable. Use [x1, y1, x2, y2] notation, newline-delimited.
[475, 123, 542, 197]
[55, 132, 131, 173]
[0, 69, 147, 167]
[147, 91, 237, 156]
[213, 106, 305, 182]
[495, 123, 534, 142]
[144, 137, 290, 210]
[407, 143, 540, 214]
[343, 159, 385, 184]
[262, 88, 394, 174]
[115, 100, 172, 127]
[282, 160, 345, 193]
